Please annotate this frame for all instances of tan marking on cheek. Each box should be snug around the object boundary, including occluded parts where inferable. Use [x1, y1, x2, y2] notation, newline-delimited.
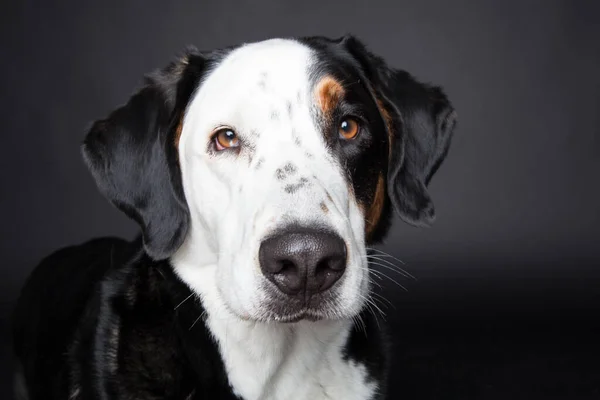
[314, 76, 345, 120]
[365, 174, 386, 238]
[376, 98, 394, 159]
[376, 98, 393, 134]
[173, 117, 184, 149]
[320, 202, 329, 213]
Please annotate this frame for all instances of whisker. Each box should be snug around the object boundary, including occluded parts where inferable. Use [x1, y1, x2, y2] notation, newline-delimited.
[359, 267, 384, 289]
[370, 291, 395, 309]
[370, 267, 409, 291]
[365, 297, 387, 323]
[358, 291, 387, 321]
[366, 248, 409, 267]
[366, 267, 409, 291]
[362, 302, 381, 331]
[174, 293, 195, 311]
[188, 311, 206, 331]
[367, 260, 414, 282]
[365, 256, 416, 281]
[351, 314, 368, 338]
[368, 277, 383, 290]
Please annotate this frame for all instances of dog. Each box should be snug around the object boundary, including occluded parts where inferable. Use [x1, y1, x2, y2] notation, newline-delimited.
[13, 35, 456, 400]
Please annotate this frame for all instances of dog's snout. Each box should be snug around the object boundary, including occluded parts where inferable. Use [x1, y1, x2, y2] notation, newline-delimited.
[259, 228, 347, 297]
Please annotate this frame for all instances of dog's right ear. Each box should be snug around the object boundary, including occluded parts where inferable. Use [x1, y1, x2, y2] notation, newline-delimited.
[340, 35, 457, 227]
[82, 49, 206, 260]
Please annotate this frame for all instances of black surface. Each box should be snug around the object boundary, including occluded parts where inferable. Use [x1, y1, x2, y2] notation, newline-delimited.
[2, 1, 600, 398]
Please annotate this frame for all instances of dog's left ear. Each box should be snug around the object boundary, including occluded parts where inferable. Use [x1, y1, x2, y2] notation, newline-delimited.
[341, 35, 457, 226]
[82, 49, 205, 260]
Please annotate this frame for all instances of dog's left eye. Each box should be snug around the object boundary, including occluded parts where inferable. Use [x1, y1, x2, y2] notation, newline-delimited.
[338, 118, 360, 140]
[213, 128, 240, 151]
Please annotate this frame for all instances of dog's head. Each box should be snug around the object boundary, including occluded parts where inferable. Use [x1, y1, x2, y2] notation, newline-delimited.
[83, 36, 456, 323]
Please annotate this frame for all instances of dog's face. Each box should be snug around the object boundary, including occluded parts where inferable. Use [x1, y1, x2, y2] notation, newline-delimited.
[83, 36, 456, 323]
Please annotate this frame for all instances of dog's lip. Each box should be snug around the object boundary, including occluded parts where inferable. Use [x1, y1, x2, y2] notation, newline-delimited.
[271, 309, 325, 323]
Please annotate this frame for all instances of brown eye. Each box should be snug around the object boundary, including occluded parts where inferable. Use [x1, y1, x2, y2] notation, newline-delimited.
[213, 128, 240, 151]
[339, 118, 360, 140]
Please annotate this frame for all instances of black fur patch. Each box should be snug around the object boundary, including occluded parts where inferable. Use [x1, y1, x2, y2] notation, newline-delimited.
[275, 162, 297, 180]
[284, 177, 309, 193]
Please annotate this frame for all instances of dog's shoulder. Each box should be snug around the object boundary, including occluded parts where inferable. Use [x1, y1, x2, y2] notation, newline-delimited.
[13, 236, 130, 348]
[13, 237, 132, 398]
[66, 245, 237, 399]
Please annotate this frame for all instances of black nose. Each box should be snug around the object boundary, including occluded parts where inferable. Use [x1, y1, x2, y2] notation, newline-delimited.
[259, 228, 347, 297]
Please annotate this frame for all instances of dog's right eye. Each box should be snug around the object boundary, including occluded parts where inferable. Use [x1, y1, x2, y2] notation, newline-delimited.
[338, 117, 360, 140]
[213, 128, 240, 151]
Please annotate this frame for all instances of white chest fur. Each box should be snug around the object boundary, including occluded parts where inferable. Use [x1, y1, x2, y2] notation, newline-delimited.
[205, 311, 377, 400]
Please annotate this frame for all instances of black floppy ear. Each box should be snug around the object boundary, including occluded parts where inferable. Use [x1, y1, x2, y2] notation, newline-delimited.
[82, 49, 205, 259]
[341, 35, 457, 226]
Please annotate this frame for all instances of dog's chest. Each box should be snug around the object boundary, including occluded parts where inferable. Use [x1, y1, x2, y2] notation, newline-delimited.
[206, 315, 377, 400]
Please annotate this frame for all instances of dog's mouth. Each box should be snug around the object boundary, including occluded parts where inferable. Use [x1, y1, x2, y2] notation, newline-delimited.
[263, 308, 330, 323]
[258, 286, 353, 323]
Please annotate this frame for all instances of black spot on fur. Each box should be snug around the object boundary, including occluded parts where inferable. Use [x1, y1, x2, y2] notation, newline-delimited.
[284, 177, 309, 193]
[276, 162, 297, 180]
[284, 163, 297, 174]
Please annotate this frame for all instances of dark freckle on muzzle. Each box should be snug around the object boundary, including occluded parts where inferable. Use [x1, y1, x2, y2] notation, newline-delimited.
[255, 157, 265, 170]
[285, 177, 309, 193]
[276, 162, 297, 180]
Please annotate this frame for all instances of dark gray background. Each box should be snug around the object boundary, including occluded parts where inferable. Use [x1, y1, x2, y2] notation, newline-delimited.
[2, 0, 599, 398]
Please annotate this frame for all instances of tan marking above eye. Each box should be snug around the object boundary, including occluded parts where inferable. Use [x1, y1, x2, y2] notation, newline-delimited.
[315, 76, 345, 119]
[213, 128, 240, 150]
[339, 118, 360, 140]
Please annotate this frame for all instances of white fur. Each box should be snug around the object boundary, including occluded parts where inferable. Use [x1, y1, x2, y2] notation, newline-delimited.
[172, 39, 376, 400]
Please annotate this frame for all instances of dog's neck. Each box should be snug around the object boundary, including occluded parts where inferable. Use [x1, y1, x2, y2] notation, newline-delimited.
[170, 231, 376, 400]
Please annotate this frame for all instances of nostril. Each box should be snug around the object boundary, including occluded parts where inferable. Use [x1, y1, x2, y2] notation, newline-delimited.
[271, 258, 304, 295]
[315, 256, 343, 274]
[313, 255, 346, 292]
[329, 255, 346, 271]
[273, 259, 296, 275]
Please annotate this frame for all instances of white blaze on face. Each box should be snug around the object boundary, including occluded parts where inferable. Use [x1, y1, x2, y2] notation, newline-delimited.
[173, 38, 368, 321]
